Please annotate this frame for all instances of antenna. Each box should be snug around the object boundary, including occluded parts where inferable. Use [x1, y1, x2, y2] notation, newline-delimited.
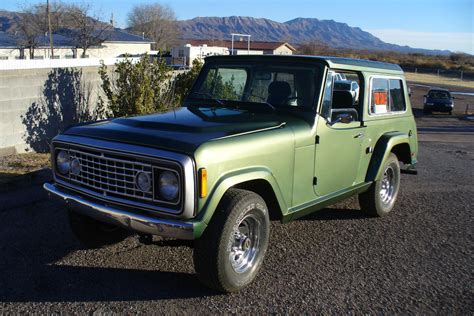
[231, 33, 251, 55]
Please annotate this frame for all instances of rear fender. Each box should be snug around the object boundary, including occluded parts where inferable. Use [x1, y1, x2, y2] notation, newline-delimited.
[365, 132, 411, 182]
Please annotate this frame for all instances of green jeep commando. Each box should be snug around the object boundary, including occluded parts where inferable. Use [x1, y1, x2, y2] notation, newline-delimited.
[44, 55, 418, 292]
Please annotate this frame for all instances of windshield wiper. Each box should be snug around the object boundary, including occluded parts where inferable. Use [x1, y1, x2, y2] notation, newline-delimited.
[262, 101, 276, 111]
[189, 92, 225, 105]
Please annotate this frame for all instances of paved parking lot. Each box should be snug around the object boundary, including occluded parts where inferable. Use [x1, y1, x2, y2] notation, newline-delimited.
[0, 115, 473, 313]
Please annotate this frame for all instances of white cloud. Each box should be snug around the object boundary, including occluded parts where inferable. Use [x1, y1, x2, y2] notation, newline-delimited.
[368, 29, 474, 54]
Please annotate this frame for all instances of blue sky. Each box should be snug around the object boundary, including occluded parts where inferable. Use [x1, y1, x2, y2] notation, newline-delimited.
[3, 0, 473, 53]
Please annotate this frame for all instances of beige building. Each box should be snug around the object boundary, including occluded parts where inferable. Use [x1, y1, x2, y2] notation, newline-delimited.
[171, 40, 296, 66]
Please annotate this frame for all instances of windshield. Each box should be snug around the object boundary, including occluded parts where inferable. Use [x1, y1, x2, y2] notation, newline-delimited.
[187, 60, 323, 112]
[428, 91, 450, 99]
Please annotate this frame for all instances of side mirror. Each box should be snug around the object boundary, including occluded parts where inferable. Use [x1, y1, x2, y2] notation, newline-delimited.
[329, 113, 353, 126]
[452, 96, 456, 99]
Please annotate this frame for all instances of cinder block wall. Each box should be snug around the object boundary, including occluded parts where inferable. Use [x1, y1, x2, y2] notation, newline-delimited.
[0, 66, 104, 156]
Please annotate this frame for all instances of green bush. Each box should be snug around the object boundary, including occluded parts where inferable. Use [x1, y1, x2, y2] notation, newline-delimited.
[98, 56, 173, 118]
[172, 59, 203, 105]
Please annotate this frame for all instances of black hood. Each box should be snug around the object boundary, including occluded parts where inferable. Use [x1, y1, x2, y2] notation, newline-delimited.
[63, 106, 285, 154]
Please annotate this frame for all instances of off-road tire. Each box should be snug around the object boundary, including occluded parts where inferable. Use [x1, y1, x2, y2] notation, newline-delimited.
[68, 210, 130, 248]
[193, 189, 270, 292]
[359, 153, 400, 217]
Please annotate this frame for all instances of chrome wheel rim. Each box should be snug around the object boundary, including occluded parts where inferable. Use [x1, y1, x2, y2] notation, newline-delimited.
[380, 166, 395, 205]
[229, 212, 262, 274]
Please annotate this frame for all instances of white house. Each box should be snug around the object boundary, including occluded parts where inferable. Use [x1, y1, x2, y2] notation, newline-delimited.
[0, 29, 152, 60]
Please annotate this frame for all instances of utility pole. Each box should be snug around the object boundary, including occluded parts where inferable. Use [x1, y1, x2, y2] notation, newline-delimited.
[47, 0, 54, 58]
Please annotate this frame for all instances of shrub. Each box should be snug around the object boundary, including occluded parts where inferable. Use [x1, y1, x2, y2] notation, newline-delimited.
[98, 55, 173, 118]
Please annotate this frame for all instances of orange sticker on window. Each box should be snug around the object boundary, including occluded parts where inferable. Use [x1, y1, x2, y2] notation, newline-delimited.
[373, 91, 388, 105]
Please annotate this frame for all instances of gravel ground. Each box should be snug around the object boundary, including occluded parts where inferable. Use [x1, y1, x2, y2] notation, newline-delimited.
[0, 117, 473, 313]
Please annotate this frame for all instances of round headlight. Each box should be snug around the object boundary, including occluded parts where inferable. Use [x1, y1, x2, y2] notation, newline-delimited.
[56, 150, 70, 175]
[70, 158, 81, 176]
[135, 171, 152, 193]
[158, 171, 179, 201]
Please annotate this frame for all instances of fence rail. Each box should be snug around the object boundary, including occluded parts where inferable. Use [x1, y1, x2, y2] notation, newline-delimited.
[0, 57, 140, 70]
[402, 66, 474, 81]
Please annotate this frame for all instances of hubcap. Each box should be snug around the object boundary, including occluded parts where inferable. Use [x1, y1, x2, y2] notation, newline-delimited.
[380, 166, 395, 205]
[229, 212, 262, 274]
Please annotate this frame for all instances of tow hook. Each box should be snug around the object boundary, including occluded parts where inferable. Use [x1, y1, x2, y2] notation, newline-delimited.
[138, 234, 153, 245]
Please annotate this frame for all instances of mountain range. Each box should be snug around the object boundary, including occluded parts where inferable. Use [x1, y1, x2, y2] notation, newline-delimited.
[0, 10, 450, 55]
[177, 16, 450, 55]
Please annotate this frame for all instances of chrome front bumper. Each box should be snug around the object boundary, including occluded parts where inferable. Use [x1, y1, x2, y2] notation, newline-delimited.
[44, 183, 195, 240]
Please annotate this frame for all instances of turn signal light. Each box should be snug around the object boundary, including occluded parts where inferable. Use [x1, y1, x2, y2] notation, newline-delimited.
[199, 168, 207, 198]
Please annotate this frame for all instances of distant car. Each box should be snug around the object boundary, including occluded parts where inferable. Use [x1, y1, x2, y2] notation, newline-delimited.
[334, 80, 360, 103]
[423, 88, 455, 114]
[169, 65, 190, 71]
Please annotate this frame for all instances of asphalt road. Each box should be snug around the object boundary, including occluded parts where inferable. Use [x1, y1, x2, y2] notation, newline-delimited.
[0, 116, 473, 313]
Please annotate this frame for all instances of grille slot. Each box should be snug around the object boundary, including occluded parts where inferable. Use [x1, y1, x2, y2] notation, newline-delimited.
[67, 149, 154, 201]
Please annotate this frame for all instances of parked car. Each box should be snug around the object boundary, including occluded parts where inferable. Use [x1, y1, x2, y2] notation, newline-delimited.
[169, 64, 190, 71]
[423, 88, 455, 114]
[334, 80, 360, 103]
[45, 55, 418, 293]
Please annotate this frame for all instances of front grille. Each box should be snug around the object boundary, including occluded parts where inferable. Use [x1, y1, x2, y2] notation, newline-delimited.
[68, 149, 154, 201]
[54, 145, 183, 212]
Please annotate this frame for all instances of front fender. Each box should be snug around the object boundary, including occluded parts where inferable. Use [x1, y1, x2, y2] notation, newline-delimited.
[192, 167, 287, 238]
[365, 132, 411, 182]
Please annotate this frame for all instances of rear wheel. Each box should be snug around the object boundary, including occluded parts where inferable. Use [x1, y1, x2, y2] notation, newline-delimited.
[193, 189, 270, 292]
[68, 210, 130, 248]
[359, 153, 400, 217]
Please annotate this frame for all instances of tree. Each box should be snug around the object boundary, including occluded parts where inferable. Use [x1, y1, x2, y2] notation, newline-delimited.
[127, 3, 179, 51]
[98, 55, 173, 118]
[67, 3, 112, 58]
[16, 2, 67, 59]
[16, 11, 42, 59]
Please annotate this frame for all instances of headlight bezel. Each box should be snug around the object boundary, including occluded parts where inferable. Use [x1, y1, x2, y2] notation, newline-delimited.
[156, 170, 180, 202]
[56, 150, 70, 175]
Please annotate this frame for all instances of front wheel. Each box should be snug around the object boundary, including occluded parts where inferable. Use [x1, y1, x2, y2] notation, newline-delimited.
[359, 153, 400, 217]
[193, 189, 270, 292]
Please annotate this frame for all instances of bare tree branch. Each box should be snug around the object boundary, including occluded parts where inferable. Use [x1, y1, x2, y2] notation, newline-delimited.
[66, 3, 112, 58]
[127, 3, 179, 51]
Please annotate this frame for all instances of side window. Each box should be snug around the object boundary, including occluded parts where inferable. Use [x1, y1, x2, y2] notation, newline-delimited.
[370, 77, 406, 114]
[389, 79, 406, 112]
[371, 78, 389, 114]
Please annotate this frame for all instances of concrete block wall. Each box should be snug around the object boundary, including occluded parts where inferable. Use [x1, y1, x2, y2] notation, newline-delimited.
[0, 66, 104, 156]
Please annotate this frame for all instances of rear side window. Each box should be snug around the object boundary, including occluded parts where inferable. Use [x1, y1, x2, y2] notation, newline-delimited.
[370, 77, 406, 114]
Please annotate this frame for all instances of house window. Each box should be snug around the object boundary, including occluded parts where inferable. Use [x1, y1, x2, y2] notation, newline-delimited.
[178, 49, 184, 57]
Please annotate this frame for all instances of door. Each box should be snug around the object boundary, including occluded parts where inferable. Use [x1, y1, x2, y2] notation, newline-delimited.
[314, 115, 364, 196]
[314, 70, 364, 196]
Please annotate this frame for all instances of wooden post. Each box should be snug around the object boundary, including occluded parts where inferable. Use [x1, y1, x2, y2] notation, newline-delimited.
[47, 0, 54, 58]
[460, 71, 463, 81]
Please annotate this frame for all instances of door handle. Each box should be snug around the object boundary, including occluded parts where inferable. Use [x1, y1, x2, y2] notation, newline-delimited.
[354, 133, 364, 138]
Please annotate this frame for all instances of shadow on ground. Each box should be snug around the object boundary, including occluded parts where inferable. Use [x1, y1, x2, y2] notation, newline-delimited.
[0, 198, 218, 303]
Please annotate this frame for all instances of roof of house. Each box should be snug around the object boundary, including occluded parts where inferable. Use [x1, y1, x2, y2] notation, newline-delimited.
[0, 28, 152, 48]
[183, 39, 296, 51]
[0, 31, 17, 47]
